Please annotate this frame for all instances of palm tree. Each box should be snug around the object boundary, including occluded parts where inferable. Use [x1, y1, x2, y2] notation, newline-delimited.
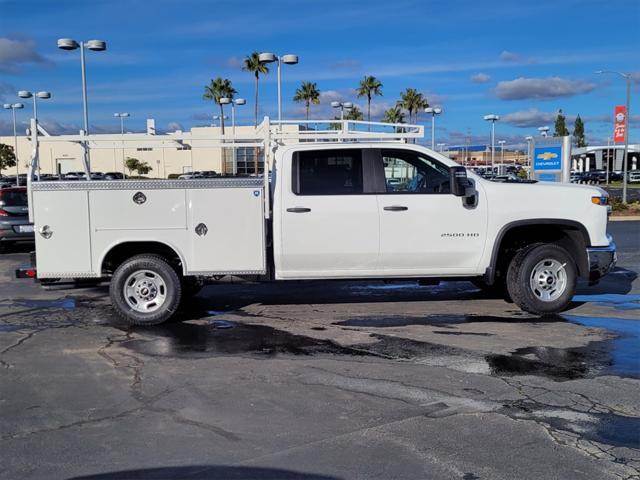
[293, 82, 320, 120]
[398, 88, 428, 124]
[243, 52, 269, 127]
[203, 77, 237, 134]
[383, 106, 405, 132]
[345, 106, 364, 121]
[356, 76, 383, 124]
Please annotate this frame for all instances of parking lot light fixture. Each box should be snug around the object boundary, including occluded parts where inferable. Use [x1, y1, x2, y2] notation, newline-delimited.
[425, 107, 443, 150]
[331, 101, 353, 121]
[230, 99, 246, 175]
[113, 112, 130, 134]
[3, 102, 24, 184]
[18, 90, 50, 123]
[483, 114, 499, 170]
[498, 140, 506, 163]
[57, 37, 107, 172]
[259, 52, 299, 122]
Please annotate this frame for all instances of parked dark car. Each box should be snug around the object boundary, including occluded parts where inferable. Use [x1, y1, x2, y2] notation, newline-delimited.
[582, 170, 607, 183]
[0, 187, 33, 252]
[103, 172, 126, 180]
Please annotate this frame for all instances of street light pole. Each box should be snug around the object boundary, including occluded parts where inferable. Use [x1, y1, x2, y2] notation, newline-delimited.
[258, 53, 298, 123]
[57, 38, 107, 172]
[114, 113, 130, 176]
[17, 91, 50, 182]
[483, 114, 499, 173]
[3, 103, 24, 184]
[229, 98, 245, 175]
[525, 136, 533, 178]
[424, 107, 442, 150]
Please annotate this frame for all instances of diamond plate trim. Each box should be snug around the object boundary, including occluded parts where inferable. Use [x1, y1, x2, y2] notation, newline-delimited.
[38, 272, 101, 279]
[186, 270, 266, 276]
[32, 178, 264, 191]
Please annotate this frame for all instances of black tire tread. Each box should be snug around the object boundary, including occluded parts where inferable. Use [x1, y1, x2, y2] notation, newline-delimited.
[506, 243, 575, 315]
[109, 253, 181, 326]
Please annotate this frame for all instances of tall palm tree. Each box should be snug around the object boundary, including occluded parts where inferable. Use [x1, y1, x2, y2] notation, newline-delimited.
[345, 106, 364, 121]
[293, 82, 321, 120]
[356, 76, 383, 124]
[243, 52, 269, 127]
[203, 77, 237, 134]
[383, 106, 405, 133]
[398, 88, 428, 124]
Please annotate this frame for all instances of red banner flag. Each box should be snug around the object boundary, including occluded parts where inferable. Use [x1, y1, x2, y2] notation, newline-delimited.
[613, 105, 626, 143]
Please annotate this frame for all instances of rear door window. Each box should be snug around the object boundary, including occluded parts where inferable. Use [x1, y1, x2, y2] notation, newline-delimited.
[0, 191, 28, 206]
[293, 149, 363, 195]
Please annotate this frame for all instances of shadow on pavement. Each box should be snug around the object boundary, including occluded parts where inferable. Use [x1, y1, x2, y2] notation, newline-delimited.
[68, 466, 342, 480]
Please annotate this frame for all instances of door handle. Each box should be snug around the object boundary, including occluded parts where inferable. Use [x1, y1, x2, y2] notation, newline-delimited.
[286, 207, 312, 213]
[383, 206, 408, 211]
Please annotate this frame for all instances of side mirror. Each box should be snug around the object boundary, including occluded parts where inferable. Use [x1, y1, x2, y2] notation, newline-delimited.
[449, 166, 469, 197]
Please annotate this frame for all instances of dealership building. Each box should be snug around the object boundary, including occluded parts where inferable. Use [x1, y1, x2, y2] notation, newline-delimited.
[0, 120, 288, 178]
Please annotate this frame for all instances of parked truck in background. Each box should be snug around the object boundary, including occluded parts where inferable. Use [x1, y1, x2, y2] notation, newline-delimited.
[18, 118, 616, 325]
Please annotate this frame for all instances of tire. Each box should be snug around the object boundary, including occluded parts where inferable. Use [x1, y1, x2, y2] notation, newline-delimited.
[109, 254, 182, 326]
[506, 243, 576, 315]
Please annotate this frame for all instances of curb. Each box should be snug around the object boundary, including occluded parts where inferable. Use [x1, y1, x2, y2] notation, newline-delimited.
[610, 216, 640, 222]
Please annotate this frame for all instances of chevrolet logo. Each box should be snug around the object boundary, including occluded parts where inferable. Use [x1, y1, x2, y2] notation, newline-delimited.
[537, 152, 558, 160]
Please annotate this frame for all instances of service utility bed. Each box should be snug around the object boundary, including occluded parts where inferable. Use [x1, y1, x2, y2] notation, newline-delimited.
[31, 178, 266, 278]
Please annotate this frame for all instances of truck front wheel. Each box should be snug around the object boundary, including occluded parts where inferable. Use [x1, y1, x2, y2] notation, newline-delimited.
[506, 243, 576, 315]
[110, 254, 182, 326]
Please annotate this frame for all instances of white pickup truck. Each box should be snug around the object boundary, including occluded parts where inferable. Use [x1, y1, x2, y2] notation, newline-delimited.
[19, 118, 616, 325]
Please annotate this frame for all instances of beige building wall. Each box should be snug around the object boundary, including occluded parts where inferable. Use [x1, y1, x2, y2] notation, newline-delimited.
[0, 124, 296, 178]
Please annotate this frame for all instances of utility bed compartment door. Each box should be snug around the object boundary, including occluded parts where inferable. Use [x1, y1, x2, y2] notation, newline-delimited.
[187, 187, 265, 273]
[90, 189, 187, 230]
[33, 190, 92, 277]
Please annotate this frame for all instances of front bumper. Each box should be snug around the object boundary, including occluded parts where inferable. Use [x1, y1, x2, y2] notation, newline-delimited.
[586, 235, 617, 282]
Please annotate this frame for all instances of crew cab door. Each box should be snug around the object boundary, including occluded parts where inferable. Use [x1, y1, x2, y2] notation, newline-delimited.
[375, 148, 487, 275]
[276, 148, 379, 278]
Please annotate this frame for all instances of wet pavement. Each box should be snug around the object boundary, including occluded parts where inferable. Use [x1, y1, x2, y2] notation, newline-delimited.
[0, 221, 639, 480]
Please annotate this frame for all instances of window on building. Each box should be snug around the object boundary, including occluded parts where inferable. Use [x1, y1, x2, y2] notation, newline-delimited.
[381, 149, 450, 194]
[293, 149, 363, 195]
[223, 147, 265, 175]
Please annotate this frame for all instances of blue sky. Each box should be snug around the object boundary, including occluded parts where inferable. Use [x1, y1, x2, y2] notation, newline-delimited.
[1, 0, 639, 147]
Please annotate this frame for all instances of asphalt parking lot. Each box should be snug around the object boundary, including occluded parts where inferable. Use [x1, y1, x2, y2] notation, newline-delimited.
[1, 221, 638, 480]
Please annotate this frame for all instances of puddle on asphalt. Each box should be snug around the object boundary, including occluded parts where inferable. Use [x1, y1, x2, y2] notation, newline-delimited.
[120, 322, 369, 358]
[334, 314, 564, 328]
[486, 344, 612, 380]
[0, 298, 76, 310]
[573, 293, 640, 311]
[506, 402, 640, 450]
[0, 324, 23, 332]
[565, 315, 640, 378]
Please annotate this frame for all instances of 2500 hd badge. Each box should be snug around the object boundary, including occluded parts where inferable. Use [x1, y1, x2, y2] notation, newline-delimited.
[441, 232, 480, 238]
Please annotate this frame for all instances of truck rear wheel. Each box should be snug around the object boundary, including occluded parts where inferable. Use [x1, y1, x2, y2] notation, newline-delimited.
[506, 243, 576, 315]
[110, 254, 182, 326]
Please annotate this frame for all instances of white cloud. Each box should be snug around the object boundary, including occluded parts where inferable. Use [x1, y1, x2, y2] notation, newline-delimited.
[0, 37, 48, 73]
[499, 50, 522, 63]
[495, 77, 596, 100]
[470, 73, 491, 83]
[166, 121, 184, 132]
[502, 108, 572, 128]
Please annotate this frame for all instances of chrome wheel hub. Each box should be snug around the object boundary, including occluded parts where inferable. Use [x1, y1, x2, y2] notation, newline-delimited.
[529, 258, 567, 302]
[123, 270, 167, 313]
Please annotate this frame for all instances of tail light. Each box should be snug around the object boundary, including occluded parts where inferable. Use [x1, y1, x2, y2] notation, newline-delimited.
[0, 208, 8, 217]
